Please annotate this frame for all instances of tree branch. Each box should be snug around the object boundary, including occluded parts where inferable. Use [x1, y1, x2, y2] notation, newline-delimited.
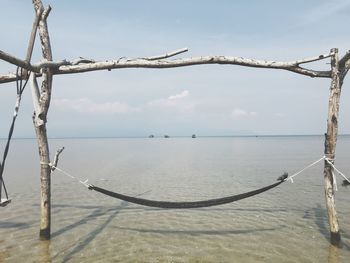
[25, 7, 43, 63]
[51, 147, 64, 171]
[339, 50, 350, 82]
[339, 50, 350, 69]
[35, 3, 53, 122]
[29, 72, 45, 126]
[294, 52, 333, 65]
[53, 55, 331, 78]
[71, 57, 95, 65]
[143, 47, 188, 60]
[0, 50, 39, 72]
[0, 72, 19, 84]
[0, 50, 333, 84]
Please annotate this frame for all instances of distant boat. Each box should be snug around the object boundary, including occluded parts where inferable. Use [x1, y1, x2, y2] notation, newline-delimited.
[148, 134, 154, 138]
[192, 134, 196, 138]
[164, 135, 170, 138]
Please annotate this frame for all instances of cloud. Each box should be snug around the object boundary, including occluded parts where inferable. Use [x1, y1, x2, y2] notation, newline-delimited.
[231, 108, 257, 119]
[168, 90, 189, 100]
[146, 90, 194, 113]
[53, 91, 193, 116]
[53, 98, 139, 114]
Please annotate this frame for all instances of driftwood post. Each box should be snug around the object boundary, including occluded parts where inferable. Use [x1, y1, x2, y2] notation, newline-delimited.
[323, 48, 350, 245]
[323, 48, 341, 245]
[32, 0, 54, 240]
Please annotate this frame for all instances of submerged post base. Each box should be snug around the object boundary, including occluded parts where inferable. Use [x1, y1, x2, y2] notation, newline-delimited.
[330, 231, 341, 246]
[39, 228, 51, 240]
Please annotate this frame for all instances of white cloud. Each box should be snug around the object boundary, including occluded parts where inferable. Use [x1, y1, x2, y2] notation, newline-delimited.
[168, 90, 189, 100]
[231, 108, 257, 119]
[53, 98, 139, 114]
[146, 90, 194, 113]
[53, 91, 193, 116]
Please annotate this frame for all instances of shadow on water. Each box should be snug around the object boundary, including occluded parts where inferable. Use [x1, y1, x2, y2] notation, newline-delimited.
[45, 199, 287, 262]
[110, 226, 283, 236]
[51, 201, 129, 263]
[42, 200, 344, 261]
[51, 190, 152, 238]
[52, 202, 128, 262]
[339, 233, 350, 251]
[302, 203, 350, 262]
[51, 206, 112, 238]
[39, 240, 51, 263]
[49, 203, 289, 214]
[303, 203, 329, 240]
[63, 205, 126, 262]
[50, 190, 155, 262]
[0, 221, 32, 230]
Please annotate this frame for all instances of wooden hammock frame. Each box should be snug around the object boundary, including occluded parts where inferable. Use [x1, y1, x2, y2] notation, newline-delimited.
[0, 0, 349, 246]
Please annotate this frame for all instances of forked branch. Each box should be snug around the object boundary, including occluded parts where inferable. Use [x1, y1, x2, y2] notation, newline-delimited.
[0, 49, 332, 84]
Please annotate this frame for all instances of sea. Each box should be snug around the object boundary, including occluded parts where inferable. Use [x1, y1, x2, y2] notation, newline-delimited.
[0, 135, 350, 262]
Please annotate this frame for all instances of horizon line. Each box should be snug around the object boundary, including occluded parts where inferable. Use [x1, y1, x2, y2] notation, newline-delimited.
[2, 134, 350, 140]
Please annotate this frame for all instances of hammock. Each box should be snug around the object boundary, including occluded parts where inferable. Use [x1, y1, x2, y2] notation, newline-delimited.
[87, 173, 288, 209]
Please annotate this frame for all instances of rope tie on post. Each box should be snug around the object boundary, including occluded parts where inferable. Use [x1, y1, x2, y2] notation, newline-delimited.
[325, 157, 350, 188]
[284, 155, 350, 191]
[286, 156, 326, 183]
[47, 163, 92, 188]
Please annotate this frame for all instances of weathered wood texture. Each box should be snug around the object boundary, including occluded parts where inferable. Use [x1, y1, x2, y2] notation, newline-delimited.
[0, 50, 333, 84]
[339, 50, 350, 83]
[323, 48, 342, 245]
[32, 0, 53, 240]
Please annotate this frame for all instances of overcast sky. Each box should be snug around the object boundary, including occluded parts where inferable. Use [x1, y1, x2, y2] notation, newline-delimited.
[1, 0, 350, 137]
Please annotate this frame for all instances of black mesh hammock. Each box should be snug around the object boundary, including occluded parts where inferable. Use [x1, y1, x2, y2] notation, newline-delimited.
[0, 67, 29, 207]
[87, 173, 288, 209]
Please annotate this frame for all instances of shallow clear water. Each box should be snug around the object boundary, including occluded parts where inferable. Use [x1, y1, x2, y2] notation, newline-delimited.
[1, 136, 350, 262]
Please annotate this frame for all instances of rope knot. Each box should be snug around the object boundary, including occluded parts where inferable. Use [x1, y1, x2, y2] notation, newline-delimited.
[277, 172, 288, 182]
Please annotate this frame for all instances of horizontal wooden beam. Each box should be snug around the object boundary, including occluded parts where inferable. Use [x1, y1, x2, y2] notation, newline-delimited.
[0, 49, 333, 84]
[0, 50, 39, 73]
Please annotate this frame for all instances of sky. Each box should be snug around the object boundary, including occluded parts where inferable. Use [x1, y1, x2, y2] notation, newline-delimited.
[0, 0, 350, 138]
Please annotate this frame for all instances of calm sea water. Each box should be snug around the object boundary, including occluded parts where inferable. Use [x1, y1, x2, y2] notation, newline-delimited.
[0, 136, 350, 262]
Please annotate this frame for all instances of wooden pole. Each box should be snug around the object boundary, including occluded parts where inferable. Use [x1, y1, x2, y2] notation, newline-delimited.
[32, 0, 54, 240]
[35, 125, 51, 240]
[323, 48, 342, 246]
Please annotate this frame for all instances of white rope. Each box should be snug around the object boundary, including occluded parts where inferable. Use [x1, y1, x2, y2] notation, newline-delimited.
[325, 157, 350, 185]
[286, 156, 326, 183]
[46, 156, 350, 191]
[285, 156, 350, 192]
[49, 164, 92, 188]
[13, 95, 21, 117]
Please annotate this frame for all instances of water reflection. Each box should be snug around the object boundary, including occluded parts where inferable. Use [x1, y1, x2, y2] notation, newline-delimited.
[328, 245, 339, 263]
[39, 240, 51, 263]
